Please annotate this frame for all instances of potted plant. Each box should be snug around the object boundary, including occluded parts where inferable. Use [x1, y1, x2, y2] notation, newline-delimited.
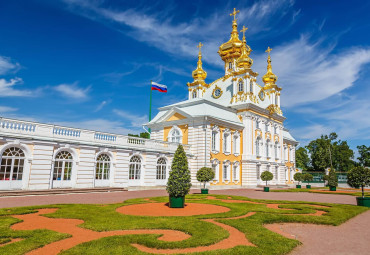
[303, 173, 313, 189]
[196, 167, 215, 194]
[294, 172, 303, 188]
[327, 168, 338, 191]
[347, 166, 370, 207]
[261, 171, 273, 192]
[166, 145, 191, 208]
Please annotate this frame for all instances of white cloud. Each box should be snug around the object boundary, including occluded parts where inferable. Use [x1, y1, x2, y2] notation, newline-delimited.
[113, 109, 147, 128]
[0, 106, 18, 113]
[54, 82, 91, 99]
[0, 77, 37, 97]
[0, 56, 20, 75]
[251, 36, 370, 107]
[94, 100, 108, 112]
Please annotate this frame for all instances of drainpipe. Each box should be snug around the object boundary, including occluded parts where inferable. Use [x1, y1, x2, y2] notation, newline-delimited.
[204, 116, 208, 167]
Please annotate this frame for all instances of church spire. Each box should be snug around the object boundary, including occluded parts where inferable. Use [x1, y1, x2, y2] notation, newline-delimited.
[237, 25, 253, 69]
[191, 42, 207, 83]
[262, 47, 277, 86]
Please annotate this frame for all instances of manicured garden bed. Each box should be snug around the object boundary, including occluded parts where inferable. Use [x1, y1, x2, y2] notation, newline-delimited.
[271, 187, 370, 197]
[0, 194, 367, 254]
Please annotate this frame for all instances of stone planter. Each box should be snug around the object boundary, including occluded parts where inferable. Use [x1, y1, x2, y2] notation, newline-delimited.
[329, 186, 336, 191]
[296, 185, 301, 189]
[264, 187, 270, 192]
[201, 188, 209, 194]
[306, 185, 311, 189]
[169, 196, 185, 208]
[356, 197, 370, 207]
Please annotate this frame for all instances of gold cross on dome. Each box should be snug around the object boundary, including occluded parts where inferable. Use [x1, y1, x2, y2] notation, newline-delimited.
[240, 26, 248, 37]
[197, 42, 203, 53]
[230, 8, 240, 20]
[266, 46, 272, 55]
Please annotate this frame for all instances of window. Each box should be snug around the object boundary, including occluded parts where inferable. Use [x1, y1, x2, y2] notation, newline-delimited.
[250, 82, 253, 93]
[238, 81, 244, 92]
[275, 166, 279, 180]
[211, 126, 220, 152]
[223, 131, 231, 154]
[275, 94, 279, 105]
[229, 62, 232, 69]
[256, 120, 260, 129]
[53, 151, 73, 181]
[256, 137, 261, 157]
[257, 165, 260, 180]
[265, 122, 269, 132]
[212, 132, 216, 151]
[274, 126, 277, 134]
[192, 90, 197, 99]
[223, 162, 230, 181]
[233, 162, 239, 181]
[274, 142, 279, 159]
[0, 147, 25, 181]
[168, 127, 182, 143]
[211, 159, 219, 181]
[156, 158, 166, 180]
[266, 140, 270, 158]
[96, 154, 110, 180]
[129, 156, 141, 180]
[233, 132, 240, 155]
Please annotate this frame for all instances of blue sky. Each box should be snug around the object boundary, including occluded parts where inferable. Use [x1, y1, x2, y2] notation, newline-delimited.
[0, 0, 369, 155]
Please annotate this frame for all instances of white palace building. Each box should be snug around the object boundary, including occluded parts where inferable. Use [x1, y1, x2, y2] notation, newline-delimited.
[0, 10, 297, 191]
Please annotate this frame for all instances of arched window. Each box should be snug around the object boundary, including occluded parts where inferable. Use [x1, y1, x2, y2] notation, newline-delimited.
[238, 81, 244, 92]
[96, 154, 110, 180]
[250, 82, 253, 93]
[266, 140, 271, 158]
[233, 162, 240, 181]
[229, 62, 232, 69]
[192, 90, 197, 99]
[256, 137, 261, 157]
[233, 132, 240, 155]
[223, 129, 231, 154]
[0, 147, 25, 181]
[129, 156, 141, 180]
[211, 126, 220, 152]
[211, 159, 219, 181]
[223, 161, 230, 181]
[168, 127, 182, 143]
[274, 142, 279, 159]
[53, 151, 73, 181]
[156, 158, 167, 180]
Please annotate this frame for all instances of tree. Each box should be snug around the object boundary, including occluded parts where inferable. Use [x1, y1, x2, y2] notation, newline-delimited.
[303, 173, 313, 185]
[347, 166, 370, 198]
[306, 132, 354, 172]
[166, 145, 191, 197]
[294, 172, 303, 185]
[327, 168, 338, 188]
[296, 147, 310, 170]
[357, 145, 370, 167]
[128, 132, 150, 139]
[260, 171, 273, 186]
[196, 167, 215, 189]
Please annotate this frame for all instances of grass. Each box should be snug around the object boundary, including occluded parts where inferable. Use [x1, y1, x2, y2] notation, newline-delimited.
[0, 194, 367, 255]
[271, 187, 370, 197]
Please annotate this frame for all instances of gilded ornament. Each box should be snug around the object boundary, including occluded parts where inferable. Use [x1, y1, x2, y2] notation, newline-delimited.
[212, 86, 223, 99]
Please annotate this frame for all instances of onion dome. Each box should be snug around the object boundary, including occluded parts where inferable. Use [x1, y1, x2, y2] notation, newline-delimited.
[262, 47, 277, 85]
[237, 26, 253, 69]
[218, 8, 243, 63]
[192, 42, 207, 82]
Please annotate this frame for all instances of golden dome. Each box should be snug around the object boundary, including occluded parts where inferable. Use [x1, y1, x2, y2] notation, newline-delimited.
[218, 8, 243, 63]
[262, 47, 277, 85]
[237, 26, 253, 69]
[192, 42, 207, 82]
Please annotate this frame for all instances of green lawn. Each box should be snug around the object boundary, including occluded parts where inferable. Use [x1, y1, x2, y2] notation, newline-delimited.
[0, 194, 367, 255]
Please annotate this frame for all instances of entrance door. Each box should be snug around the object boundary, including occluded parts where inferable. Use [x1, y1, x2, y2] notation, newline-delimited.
[95, 154, 111, 187]
[52, 151, 73, 188]
[0, 147, 25, 190]
[128, 156, 142, 186]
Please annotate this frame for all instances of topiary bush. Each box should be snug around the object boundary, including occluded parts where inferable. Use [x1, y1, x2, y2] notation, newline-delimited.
[196, 167, 215, 189]
[347, 166, 370, 198]
[261, 171, 273, 186]
[303, 173, 313, 185]
[166, 145, 191, 197]
[294, 172, 303, 185]
[328, 168, 338, 188]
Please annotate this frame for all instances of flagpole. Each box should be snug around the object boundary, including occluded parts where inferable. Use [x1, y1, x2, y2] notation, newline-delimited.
[148, 80, 152, 137]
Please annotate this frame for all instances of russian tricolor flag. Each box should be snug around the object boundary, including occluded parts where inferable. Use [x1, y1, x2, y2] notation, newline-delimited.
[151, 81, 167, 93]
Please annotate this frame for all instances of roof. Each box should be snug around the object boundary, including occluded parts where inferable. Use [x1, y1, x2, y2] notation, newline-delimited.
[283, 129, 298, 144]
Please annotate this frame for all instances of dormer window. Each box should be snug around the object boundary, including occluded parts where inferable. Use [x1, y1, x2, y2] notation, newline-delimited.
[238, 81, 244, 92]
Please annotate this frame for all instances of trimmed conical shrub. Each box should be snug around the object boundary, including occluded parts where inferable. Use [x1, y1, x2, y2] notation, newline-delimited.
[166, 145, 191, 197]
